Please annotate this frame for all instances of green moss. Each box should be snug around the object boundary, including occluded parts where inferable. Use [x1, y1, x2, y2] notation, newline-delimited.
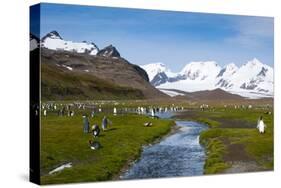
[40, 113, 174, 184]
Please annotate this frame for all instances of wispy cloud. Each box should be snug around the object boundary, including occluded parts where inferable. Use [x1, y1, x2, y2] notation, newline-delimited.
[224, 17, 273, 49]
[237, 17, 273, 38]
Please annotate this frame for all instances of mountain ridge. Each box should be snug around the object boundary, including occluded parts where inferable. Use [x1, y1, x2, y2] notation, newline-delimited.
[41, 30, 99, 55]
[141, 59, 273, 99]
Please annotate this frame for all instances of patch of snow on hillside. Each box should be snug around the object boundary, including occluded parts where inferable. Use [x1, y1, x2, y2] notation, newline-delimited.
[159, 89, 185, 97]
[62, 64, 73, 71]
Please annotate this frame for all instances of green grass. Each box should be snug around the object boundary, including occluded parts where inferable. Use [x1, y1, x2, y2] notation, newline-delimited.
[179, 108, 273, 174]
[200, 132, 230, 174]
[197, 118, 220, 128]
[40, 112, 174, 184]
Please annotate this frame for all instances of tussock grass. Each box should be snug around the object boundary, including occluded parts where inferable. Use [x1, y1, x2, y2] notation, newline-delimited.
[200, 134, 230, 174]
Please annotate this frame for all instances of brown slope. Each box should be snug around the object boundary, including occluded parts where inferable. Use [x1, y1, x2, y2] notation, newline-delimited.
[188, 88, 245, 100]
[41, 48, 168, 99]
[161, 88, 245, 101]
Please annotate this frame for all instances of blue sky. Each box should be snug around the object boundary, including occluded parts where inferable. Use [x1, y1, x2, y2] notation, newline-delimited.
[35, 3, 274, 71]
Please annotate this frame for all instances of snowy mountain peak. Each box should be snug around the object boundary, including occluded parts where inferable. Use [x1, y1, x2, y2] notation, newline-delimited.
[235, 58, 271, 81]
[152, 62, 166, 67]
[97, 45, 120, 58]
[141, 62, 166, 70]
[41, 31, 99, 55]
[141, 62, 175, 81]
[225, 63, 238, 71]
[181, 61, 219, 73]
[217, 63, 238, 78]
[244, 58, 264, 68]
[42, 30, 62, 41]
[180, 61, 221, 80]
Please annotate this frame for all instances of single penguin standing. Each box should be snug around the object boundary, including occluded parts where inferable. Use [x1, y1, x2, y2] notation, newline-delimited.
[257, 116, 266, 134]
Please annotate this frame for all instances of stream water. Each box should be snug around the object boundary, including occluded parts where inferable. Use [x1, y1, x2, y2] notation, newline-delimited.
[121, 111, 207, 180]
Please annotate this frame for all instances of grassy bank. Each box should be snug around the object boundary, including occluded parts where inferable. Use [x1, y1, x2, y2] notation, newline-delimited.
[175, 108, 273, 174]
[41, 113, 174, 184]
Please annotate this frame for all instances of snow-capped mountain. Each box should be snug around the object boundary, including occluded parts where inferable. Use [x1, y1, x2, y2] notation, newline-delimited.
[156, 63, 221, 93]
[180, 61, 221, 81]
[221, 58, 273, 98]
[141, 63, 170, 80]
[41, 31, 99, 55]
[215, 58, 273, 90]
[140, 63, 177, 86]
[142, 59, 273, 98]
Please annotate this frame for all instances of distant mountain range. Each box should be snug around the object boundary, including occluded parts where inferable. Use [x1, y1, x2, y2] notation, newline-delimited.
[31, 31, 274, 100]
[141, 59, 273, 99]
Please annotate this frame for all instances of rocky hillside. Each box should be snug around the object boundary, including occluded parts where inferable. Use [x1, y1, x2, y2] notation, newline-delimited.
[38, 31, 168, 100]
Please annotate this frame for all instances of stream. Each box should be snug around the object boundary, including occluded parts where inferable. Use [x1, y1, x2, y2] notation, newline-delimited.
[121, 111, 207, 180]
